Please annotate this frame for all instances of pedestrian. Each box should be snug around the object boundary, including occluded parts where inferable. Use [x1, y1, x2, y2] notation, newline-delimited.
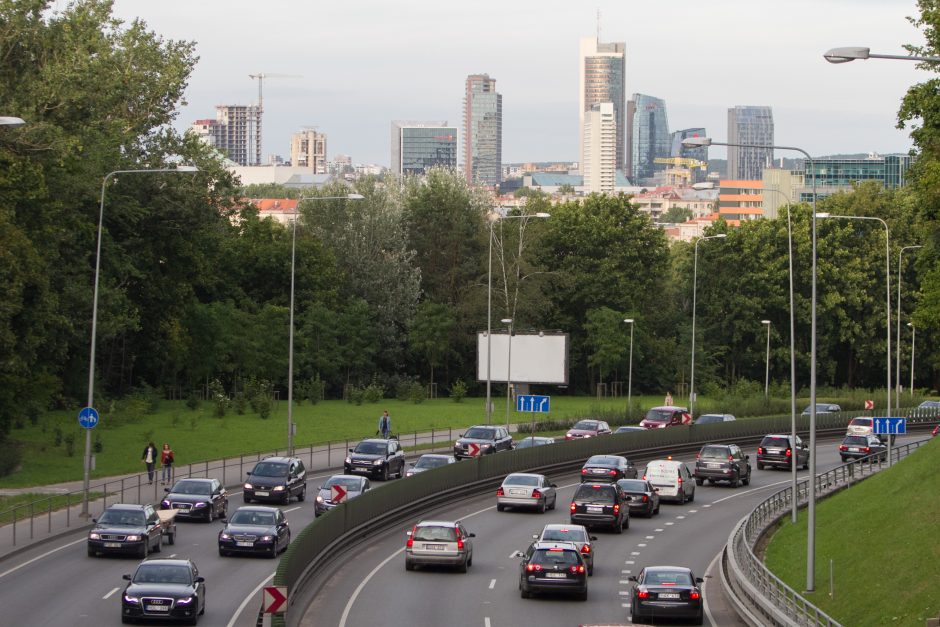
[664, 391, 674, 406]
[378, 410, 392, 439]
[160, 443, 175, 485]
[142, 441, 158, 484]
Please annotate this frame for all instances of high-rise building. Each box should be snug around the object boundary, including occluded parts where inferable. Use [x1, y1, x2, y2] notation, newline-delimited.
[463, 74, 502, 186]
[579, 37, 625, 174]
[583, 103, 616, 194]
[191, 105, 259, 166]
[727, 106, 774, 180]
[670, 128, 708, 183]
[390, 121, 457, 177]
[290, 129, 328, 173]
[628, 94, 670, 184]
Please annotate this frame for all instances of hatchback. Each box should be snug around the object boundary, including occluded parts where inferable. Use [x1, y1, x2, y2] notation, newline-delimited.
[846, 416, 875, 437]
[519, 542, 588, 600]
[314, 474, 370, 516]
[839, 434, 887, 462]
[405, 454, 456, 477]
[532, 524, 597, 575]
[569, 482, 628, 533]
[405, 520, 475, 572]
[497, 473, 557, 513]
[564, 419, 612, 440]
[694, 413, 736, 424]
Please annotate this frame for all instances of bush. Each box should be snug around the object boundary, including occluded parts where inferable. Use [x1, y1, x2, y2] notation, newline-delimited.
[363, 377, 385, 404]
[208, 379, 228, 418]
[348, 386, 365, 406]
[185, 392, 200, 411]
[395, 377, 421, 401]
[449, 380, 468, 403]
[256, 394, 272, 419]
[304, 375, 325, 404]
[234, 393, 247, 415]
[53, 425, 63, 447]
[0, 438, 22, 478]
[408, 382, 425, 404]
[93, 432, 103, 453]
[64, 433, 76, 457]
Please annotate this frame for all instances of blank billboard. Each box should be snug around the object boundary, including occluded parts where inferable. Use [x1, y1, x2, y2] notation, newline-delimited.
[477, 331, 568, 385]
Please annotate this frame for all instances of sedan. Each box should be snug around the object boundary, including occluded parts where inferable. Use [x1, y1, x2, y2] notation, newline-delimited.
[695, 413, 736, 424]
[614, 426, 646, 434]
[580, 454, 637, 482]
[405, 454, 456, 477]
[565, 419, 612, 440]
[160, 478, 227, 522]
[616, 478, 660, 518]
[839, 434, 887, 462]
[514, 436, 556, 448]
[121, 558, 206, 624]
[315, 474, 370, 516]
[801, 403, 842, 416]
[496, 473, 557, 513]
[629, 565, 704, 625]
[533, 523, 598, 575]
[218, 506, 290, 558]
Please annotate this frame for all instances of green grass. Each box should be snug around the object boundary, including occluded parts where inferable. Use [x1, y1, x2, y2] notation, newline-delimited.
[0, 492, 104, 524]
[763, 437, 940, 625]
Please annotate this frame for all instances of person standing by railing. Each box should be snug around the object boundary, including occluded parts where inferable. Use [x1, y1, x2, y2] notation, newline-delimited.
[160, 443, 174, 485]
[141, 441, 157, 485]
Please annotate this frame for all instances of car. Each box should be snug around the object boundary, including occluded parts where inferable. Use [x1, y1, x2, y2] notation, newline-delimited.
[532, 523, 597, 575]
[121, 558, 206, 625]
[453, 425, 514, 459]
[917, 400, 940, 410]
[405, 453, 456, 477]
[643, 459, 695, 504]
[639, 406, 692, 429]
[756, 434, 809, 470]
[839, 434, 888, 462]
[616, 478, 661, 518]
[693, 443, 751, 487]
[846, 416, 875, 437]
[580, 454, 637, 482]
[405, 520, 475, 572]
[694, 413, 736, 424]
[88, 503, 166, 558]
[344, 437, 406, 480]
[514, 436, 556, 448]
[160, 478, 228, 522]
[629, 565, 704, 625]
[315, 474, 371, 516]
[614, 425, 646, 434]
[801, 403, 842, 416]
[933, 424, 940, 437]
[518, 541, 588, 600]
[564, 419, 612, 440]
[218, 506, 290, 558]
[496, 473, 557, 513]
[569, 482, 629, 533]
[243, 456, 307, 504]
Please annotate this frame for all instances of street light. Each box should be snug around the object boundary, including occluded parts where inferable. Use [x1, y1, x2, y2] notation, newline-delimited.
[690, 233, 726, 417]
[908, 322, 916, 395]
[686, 135, 817, 572]
[0, 116, 25, 127]
[485, 211, 549, 424]
[288, 193, 365, 455]
[823, 47, 940, 64]
[624, 319, 635, 418]
[82, 165, 199, 518]
[501, 317, 513, 428]
[762, 320, 771, 399]
[896, 245, 922, 412]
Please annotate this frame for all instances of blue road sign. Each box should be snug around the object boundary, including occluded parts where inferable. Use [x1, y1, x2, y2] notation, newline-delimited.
[872, 417, 906, 435]
[78, 407, 99, 429]
[516, 395, 550, 413]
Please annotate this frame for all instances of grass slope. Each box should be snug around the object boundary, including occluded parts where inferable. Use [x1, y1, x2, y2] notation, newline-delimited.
[763, 437, 940, 626]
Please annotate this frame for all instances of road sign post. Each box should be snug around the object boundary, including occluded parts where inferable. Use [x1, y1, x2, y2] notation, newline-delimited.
[78, 407, 99, 429]
[330, 484, 348, 504]
[516, 395, 550, 413]
[873, 417, 906, 465]
[263, 586, 287, 614]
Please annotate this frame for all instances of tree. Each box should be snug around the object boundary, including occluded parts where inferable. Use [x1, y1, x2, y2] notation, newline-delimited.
[409, 301, 456, 387]
[662, 206, 693, 223]
[584, 307, 629, 385]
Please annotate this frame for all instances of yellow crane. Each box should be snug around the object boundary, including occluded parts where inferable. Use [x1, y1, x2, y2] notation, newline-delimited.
[653, 157, 707, 185]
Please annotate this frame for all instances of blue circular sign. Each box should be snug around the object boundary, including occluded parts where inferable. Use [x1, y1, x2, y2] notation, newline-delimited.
[78, 407, 99, 429]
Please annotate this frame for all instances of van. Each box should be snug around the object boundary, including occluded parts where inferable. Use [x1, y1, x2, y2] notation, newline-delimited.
[643, 459, 695, 504]
[639, 406, 692, 429]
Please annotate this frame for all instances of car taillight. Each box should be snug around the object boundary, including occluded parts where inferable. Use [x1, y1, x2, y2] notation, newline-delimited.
[638, 589, 649, 598]
[570, 503, 577, 512]
[532, 489, 542, 499]
[526, 564, 542, 572]
[690, 590, 701, 600]
[569, 564, 585, 574]
[406, 526, 416, 548]
[728, 455, 734, 461]
[581, 468, 588, 475]
[457, 538, 464, 549]
[581, 544, 590, 554]
[642, 495, 649, 502]
[496, 487, 504, 496]
[406, 538, 413, 548]
[785, 448, 792, 457]
[642, 474, 647, 480]
[609, 470, 617, 476]
[677, 476, 683, 485]
[695, 452, 701, 460]
[862, 447, 870, 453]
[613, 503, 620, 514]
[839, 445, 848, 451]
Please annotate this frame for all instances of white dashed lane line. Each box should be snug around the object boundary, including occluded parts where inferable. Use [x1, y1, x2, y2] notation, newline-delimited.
[488, 578, 496, 589]
[102, 587, 120, 600]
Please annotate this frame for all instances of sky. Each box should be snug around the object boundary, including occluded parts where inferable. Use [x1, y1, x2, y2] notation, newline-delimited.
[101, 0, 928, 167]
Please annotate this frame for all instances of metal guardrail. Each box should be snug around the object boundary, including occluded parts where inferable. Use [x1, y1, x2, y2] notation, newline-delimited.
[721, 435, 932, 626]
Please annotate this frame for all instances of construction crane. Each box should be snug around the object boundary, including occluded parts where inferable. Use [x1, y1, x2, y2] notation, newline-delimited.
[653, 157, 707, 186]
[248, 72, 302, 165]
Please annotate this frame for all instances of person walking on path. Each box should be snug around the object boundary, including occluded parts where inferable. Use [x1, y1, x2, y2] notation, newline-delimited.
[664, 391, 674, 406]
[378, 410, 392, 439]
[160, 443, 174, 485]
[142, 442, 158, 484]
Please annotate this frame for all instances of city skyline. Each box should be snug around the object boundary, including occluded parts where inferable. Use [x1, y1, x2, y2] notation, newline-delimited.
[110, 0, 923, 167]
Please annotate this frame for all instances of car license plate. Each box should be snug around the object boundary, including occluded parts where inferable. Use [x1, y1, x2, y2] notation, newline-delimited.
[236, 541, 254, 547]
[255, 491, 269, 497]
[592, 468, 605, 473]
[509, 488, 528, 495]
[587, 506, 603, 513]
[104, 542, 122, 548]
[849, 447, 859, 452]
[146, 604, 170, 612]
[659, 592, 680, 599]
[707, 463, 720, 468]
[424, 544, 446, 551]
[545, 572, 567, 578]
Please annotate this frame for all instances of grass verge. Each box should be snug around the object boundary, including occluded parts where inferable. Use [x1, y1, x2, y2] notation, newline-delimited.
[0, 492, 105, 525]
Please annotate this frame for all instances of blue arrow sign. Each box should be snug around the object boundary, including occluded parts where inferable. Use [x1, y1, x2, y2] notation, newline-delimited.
[78, 407, 99, 429]
[872, 417, 906, 435]
[516, 395, 550, 413]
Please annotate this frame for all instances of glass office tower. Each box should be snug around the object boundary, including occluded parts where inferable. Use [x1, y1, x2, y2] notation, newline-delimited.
[391, 121, 458, 177]
[727, 106, 774, 180]
[464, 74, 502, 186]
[629, 94, 670, 184]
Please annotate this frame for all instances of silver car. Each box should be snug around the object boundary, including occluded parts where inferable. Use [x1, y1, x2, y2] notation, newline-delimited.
[405, 520, 475, 572]
[405, 454, 456, 477]
[497, 473, 557, 513]
[533, 523, 598, 575]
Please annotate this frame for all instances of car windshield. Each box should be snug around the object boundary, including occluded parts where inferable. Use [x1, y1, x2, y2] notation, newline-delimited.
[573, 485, 615, 503]
[463, 427, 496, 440]
[541, 527, 587, 542]
[644, 409, 671, 422]
[134, 564, 192, 585]
[586, 455, 618, 466]
[251, 462, 288, 478]
[532, 549, 580, 566]
[503, 474, 539, 486]
[572, 420, 599, 431]
[843, 436, 868, 445]
[617, 480, 648, 492]
[230, 510, 276, 526]
[645, 570, 693, 586]
[414, 456, 449, 469]
[700, 446, 730, 459]
[354, 442, 387, 455]
[99, 510, 145, 526]
[849, 418, 872, 426]
[170, 480, 211, 495]
[325, 476, 361, 489]
[413, 526, 458, 542]
[762, 437, 790, 448]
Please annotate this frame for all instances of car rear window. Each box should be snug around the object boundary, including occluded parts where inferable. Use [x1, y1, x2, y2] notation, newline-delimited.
[464, 427, 496, 439]
[586, 455, 618, 465]
[413, 526, 458, 542]
[700, 446, 730, 459]
[843, 436, 868, 445]
[761, 437, 790, 448]
[531, 549, 580, 566]
[617, 480, 647, 492]
[849, 418, 872, 426]
[573, 485, 616, 503]
[504, 474, 539, 486]
[645, 570, 693, 585]
[541, 528, 587, 542]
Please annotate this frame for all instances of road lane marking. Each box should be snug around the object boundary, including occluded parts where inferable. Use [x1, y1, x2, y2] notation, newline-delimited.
[0, 538, 86, 580]
[226, 571, 275, 627]
[284, 506, 302, 513]
[619, 579, 631, 584]
[625, 560, 634, 564]
[485, 618, 491, 627]
[676, 515, 686, 519]
[708, 478, 793, 505]
[618, 590, 630, 595]
[703, 549, 720, 626]
[645, 535, 655, 539]
[103, 587, 120, 600]
[638, 543, 647, 547]
[488, 578, 496, 589]
[655, 528, 664, 531]
[665, 522, 674, 526]
[689, 509, 698, 513]
[630, 551, 640, 555]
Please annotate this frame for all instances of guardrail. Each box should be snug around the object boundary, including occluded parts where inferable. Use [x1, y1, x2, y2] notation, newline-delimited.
[721, 436, 931, 626]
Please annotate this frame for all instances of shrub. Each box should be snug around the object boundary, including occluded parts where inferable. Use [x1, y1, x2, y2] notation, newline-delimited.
[234, 393, 247, 415]
[363, 377, 385, 403]
[185, 392, 200, 411]
[0, 438, 22, 477]
[408, 382, 425, 404]
[348, 386, 365, 406]
[64, 433, 76, 457]
[449, 380, 468, 403]
[208, 379, 228, 418]
[93, 432, 103, 453]
[305, 375, 324, 404]
[53, 425, 63, 447]
[256, 394, 272, 419]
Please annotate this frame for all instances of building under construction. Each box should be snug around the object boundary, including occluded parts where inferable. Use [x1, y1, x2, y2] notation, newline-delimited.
[191, 104, 259, 166]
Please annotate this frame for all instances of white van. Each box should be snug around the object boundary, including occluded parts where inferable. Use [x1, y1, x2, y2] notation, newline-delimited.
[643, 459, 695, 504]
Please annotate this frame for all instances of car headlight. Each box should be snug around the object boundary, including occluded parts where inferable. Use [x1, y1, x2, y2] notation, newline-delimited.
[481, 443, 492, 449]
[344, 457, 351, 464]
[244, 483, 253, 490]
[406, 471, 414, 477]
[89, 532, 100, 540]
[373, 459, 384, 465]
[273, 486, 285, 491]
[193, 501, 207, 508]
[176, 596, 193, 605]
[316, 495, 324, 503]
[123, 594, 140, 604]
[261, 535, 274, 542]
[125, 535, 141, 541]
[160, 500, 170, 508]
[583, 434, 592, 438]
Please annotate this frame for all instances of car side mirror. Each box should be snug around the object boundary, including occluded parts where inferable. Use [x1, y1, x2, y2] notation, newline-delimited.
[590, 536, 598, 541]
[164, 488, 170, 493]
[628, 575, 638, 582]
[745, 455, 750, 460]
[123, 574, 132, 581]
[195, 576, 205, 583]
[468, 533, 476, 538]
[653, 487, 660, 492]
[406, 530, 413, 536]
[695, 577, 704, 584]
[219, 517, 228, 524]
[550, 483, 558, 488]
[409, 462, 415, 466]
[348, 448, 354, 453]
[92, 518, 98, 524]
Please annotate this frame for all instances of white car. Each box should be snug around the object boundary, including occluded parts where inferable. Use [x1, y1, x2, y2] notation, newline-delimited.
[643, 459, 695, 504]
[497, 473, 557, 513]
[846, 416, 875, 437]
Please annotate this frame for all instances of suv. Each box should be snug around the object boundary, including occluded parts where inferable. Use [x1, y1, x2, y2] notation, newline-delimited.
[694, 443, 751, 487]
[519, 541, 588, 600]
[453, 425, 514, 459]
[344, 437, 406, 480]
[639, 406, 691, 429]
[243, 456, 307, 504]
[756, 434, 809, 470]
[405, 520, 475, 572]
[569, 482, 628, 533]
[88, 503, 166, 558]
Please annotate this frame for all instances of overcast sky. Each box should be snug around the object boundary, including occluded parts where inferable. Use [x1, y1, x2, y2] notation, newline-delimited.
[105, 0, 927, 166]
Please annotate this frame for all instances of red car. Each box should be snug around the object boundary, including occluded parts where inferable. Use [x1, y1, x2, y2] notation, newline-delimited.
[565, 419, 612, 440]
[639, 406, 692, 429]
[932, 424, 939, 437]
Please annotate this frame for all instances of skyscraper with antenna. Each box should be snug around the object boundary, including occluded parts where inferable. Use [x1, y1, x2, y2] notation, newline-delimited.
[578, 32, 625, 174]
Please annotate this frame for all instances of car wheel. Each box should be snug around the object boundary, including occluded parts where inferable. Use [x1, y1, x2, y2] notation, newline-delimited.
[405, 559, 415, 571]
[467, 554, 473, 567]
[139, 540, 149, 559]
[695, 477, 704, 486]
[381, 465, 389, 481]
[243, 495, 251, 504]
[550, 494, 556, 510]
[167, 531, 175, 546]
[730, 474, 739, 488]
[613, 519, 623, 534]
[689, 489, 695, 503]
[496, 503, 505, 512]
[520, 582, 531, 599]
[678, 490, 686, 505]
[153, 536, 162, 553]
[624, 515, 630, 529]
[756, 462, 764, 470]
[297, 486, 306, 502]
[269, 544, 278, 559]
[840, 456, 847, 463]
[693, 609, 704, 625]
[743, 471, 751, 486]
[654, 503, 660, 515]
[458, 559, 468, 573]
[219, 548, 227, 557]
[631, 605, 640, 624]
[803, 458, 810, 470]
[537, 500, 546, 514]
[121, 616, 133, 624]
[87, 546, 96, 558]
[282, 491, 291, 505]
[577, 589, 588, 601]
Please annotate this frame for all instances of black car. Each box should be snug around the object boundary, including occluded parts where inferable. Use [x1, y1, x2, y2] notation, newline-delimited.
[519, 541, 588, 600]
[693, 443, 751, 487]
[315, 474, 371, 516]
[453, 425, 514, 459]
[569, 482, 629, 533]
[121, 558, 206, 624]
[243, 456, 307, 504]
[616, 478, 660, 518]
[88, 503, 166, 558]
[344, 437, 406, 480]
[161, 478, 228, 522]
[218, 506, 290, 558]
[580, 454, 637, 482]
[839, 434, 888, 462]
[757, 434, 809, 470]
[629, 565, 704, 625]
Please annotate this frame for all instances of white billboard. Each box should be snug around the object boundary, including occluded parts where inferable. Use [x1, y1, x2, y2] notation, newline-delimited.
[477, 331, 568, 385]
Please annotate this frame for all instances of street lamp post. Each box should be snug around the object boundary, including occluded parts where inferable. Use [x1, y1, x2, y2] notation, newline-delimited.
[82, 165, 198, 518]
[288, 194, 364, 455]
[762, 320, 771, 398]
[690, 233, 726, 417]
[908, 322, 916, 395]
[624, 319, 634, 418]
[896, 245, 922, 412]
[501, 318, 513, 428]
[823, 47, 940, 64]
